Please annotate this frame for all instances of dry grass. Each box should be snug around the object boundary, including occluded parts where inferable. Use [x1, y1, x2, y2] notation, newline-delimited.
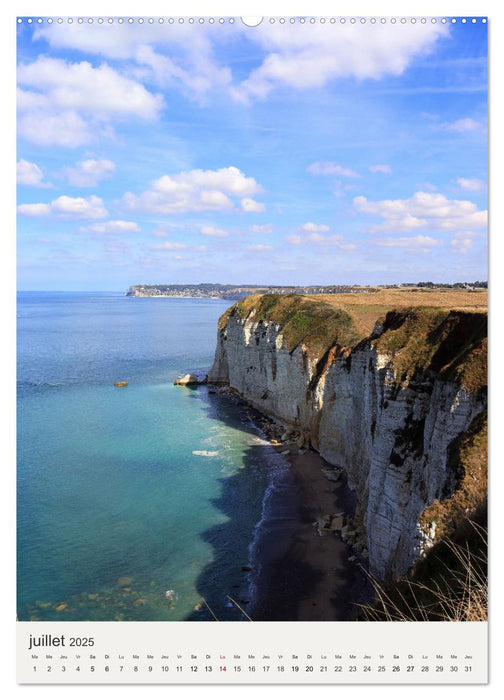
[420, 411, 487, 540]
[220, 288, 487, 340]
[317, 288, 487, 336]
[220, 292, 487, 394]
[360, 518, 487, 622]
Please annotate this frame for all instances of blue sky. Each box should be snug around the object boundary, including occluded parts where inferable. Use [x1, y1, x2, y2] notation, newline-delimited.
[16, 16, 488, 290]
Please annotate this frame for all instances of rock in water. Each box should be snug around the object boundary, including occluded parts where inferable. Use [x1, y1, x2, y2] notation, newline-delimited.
[174, 373, 201, 386]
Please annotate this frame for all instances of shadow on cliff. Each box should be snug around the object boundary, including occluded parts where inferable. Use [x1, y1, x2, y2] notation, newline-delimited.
[183, 386, 371, 622]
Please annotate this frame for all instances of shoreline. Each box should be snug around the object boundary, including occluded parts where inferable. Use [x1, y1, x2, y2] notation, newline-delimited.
[213, 390, 374, 621]
[251, 444, 374, 621]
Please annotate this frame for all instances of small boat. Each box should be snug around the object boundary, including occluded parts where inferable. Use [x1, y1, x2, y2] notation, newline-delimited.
[114, 381, 128, 387]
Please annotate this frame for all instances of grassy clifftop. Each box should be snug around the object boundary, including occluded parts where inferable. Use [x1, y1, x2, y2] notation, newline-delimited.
[219, 291, 487, 393]
[374, 308, 487, 394]
[220, 293, 362, 359]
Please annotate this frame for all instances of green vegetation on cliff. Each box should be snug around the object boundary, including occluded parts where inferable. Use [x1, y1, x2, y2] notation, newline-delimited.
[220, 293, 362, 358]
[219, 293, 488, 395]
[374, 308, 487, 394]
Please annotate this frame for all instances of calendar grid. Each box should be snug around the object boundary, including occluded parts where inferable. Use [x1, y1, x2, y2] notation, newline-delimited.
[17, 621, 488, 684]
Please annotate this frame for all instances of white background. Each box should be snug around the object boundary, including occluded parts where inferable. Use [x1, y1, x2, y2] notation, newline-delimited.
[2, 1, 501, 698]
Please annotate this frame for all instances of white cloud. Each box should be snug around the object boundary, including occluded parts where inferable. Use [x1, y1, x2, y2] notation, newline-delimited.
[354, 191, 487, 233]
[286, 231, 356, 251]
[376, 235, 442, 253]
[17, 57, 163, 147]
[307, 162, 359, 178]
[18, 57, 163, 119]
[233, 22, 448, 101]
[123, 167, 262, 215]
[450, 231, 481, 254]
[64, 159, 116, 187]
[249, 224, 273, 235]
[369, 164, 392, 174]
[439, 117, 484, 133]
[200, 226, 230, 238]
[18, 195, 108, 220]
[35, 21, 232, 101]
[150, 241, 187, 251]
[366, 215, 428, 235]
[241, 197, 266, 212]
[16, 159, 52, 187]
[80, 220, 140, 234]
[17, 202, 51, 217]
[246, 244, 272, 251]
[51, 195, 108, 219]
[133, 44, 232, 102]
[34, 21, 448, 106]
[17, 105, 93, 148]
[456, 177, 486, 192]
[301, 222, 330, 233]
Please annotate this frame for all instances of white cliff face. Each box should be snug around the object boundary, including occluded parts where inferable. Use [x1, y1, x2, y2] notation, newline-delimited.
[208, 307, 487, 582]
[318, 346, 486, 580]
[207, 313, 321, 433]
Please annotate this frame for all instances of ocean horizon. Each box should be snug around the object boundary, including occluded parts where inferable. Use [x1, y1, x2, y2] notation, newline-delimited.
[17, 291, 295, 622]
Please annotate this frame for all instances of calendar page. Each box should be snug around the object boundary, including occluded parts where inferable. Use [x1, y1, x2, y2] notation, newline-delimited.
[15, 7, 488, 686]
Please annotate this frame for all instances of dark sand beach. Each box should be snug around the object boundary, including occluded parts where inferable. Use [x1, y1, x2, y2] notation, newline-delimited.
[249, 438, 373, 622]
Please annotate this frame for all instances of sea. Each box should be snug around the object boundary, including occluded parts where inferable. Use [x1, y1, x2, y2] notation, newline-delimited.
[17, 291, 297, 622]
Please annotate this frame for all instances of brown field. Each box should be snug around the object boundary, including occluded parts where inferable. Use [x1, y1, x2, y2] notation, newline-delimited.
[315, 288, 487, 336]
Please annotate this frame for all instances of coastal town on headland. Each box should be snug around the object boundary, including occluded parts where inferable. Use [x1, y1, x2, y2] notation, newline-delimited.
[127, 281, 487, 300]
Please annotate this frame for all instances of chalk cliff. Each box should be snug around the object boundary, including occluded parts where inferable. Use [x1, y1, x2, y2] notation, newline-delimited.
[208, 294, 487, 581]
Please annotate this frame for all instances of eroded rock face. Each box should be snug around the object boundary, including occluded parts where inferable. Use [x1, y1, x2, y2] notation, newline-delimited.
[317, 345, 486, 580]
[207, 311, 321, 434]
[208, 305, 487, 581]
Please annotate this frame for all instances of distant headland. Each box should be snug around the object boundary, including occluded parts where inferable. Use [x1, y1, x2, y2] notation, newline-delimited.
[126, 281, 487, 300]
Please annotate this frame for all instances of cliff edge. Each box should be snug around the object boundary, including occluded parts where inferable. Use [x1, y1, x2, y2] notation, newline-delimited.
[208, 292, 487, 582]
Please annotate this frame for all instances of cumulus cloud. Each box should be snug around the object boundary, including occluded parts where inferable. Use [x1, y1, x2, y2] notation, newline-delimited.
[18, 195, 108, 219]
[354, 191, 487, 233]
[17, 202, 51, 217]
[35, 21, 232, 102]
[17, 57, 163, 147]
[64, 159, 116, 187]
[376, 235, 442, 253]
[301, 222, 330, 233]
[369, 164, 392, 174]
[123, 166, 263, 215]
[80, 220, 140, 234]
[200, 225, 230, 237]
[241, 197, 266, 212]
[307, 162, 359, 178]
[17, 159, 52, 187]
[456, 177, 486, 192]
[34, 20, 448, 105]
[232, 21, 448, 101]
[450, 231, 481, 254]
[35, 21, 447, 104]
[249, 224, 273, 235]
[18, 57, 162, 118]
[17, 102, 93, 148]
[246, 244, 272, 251]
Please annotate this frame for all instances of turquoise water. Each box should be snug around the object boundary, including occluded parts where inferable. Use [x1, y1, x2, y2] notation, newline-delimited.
[17, 292, 289, 621]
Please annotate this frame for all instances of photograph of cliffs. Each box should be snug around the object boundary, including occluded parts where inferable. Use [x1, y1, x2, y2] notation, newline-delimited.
[17, 17, 487, 622]
[206, 288, 487, 620]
